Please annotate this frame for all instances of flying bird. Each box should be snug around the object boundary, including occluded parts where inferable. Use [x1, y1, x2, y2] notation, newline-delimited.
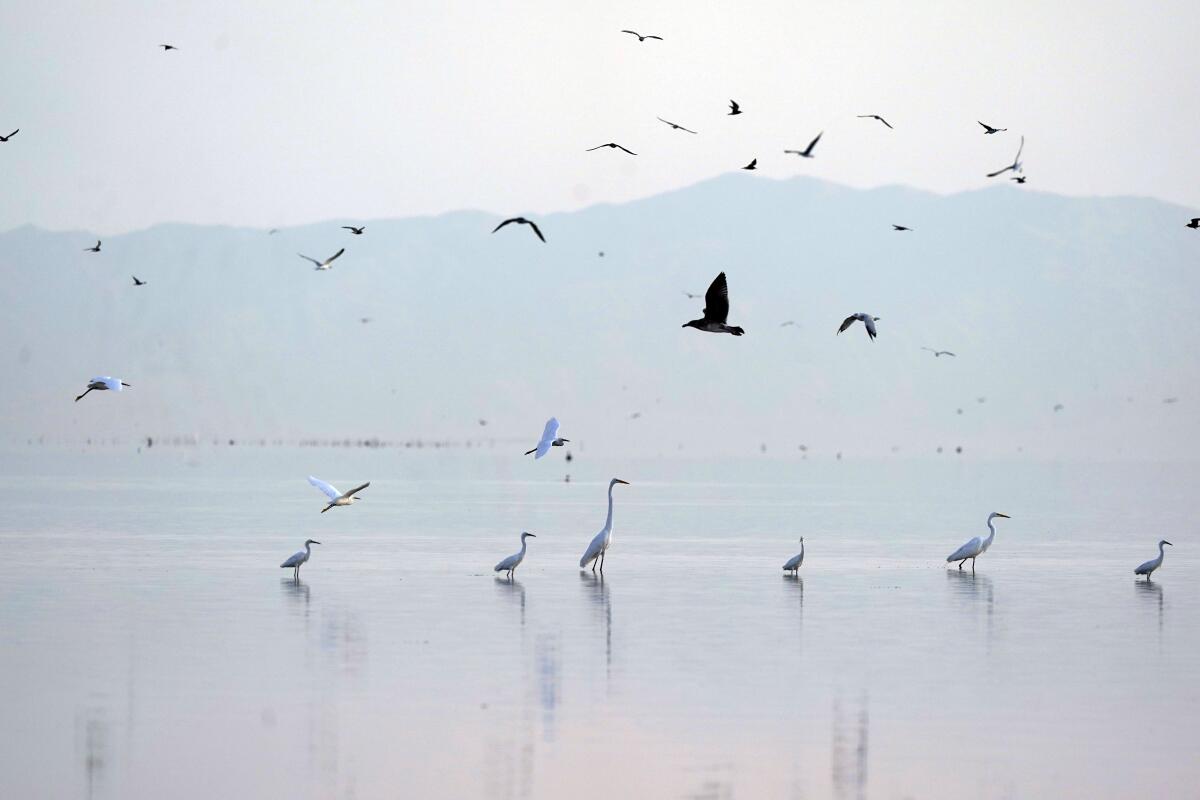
[1134, 540, 1172, 580]
[494, 532, 536, 579]
[132, 276, 146, 286]
[525, 417, 568, 459]
[1053, 404, 1064, 412]
[921, 347, 955, 358]
[0, 129, 17, 142]
[1011, 176, 1027, 184]
[682, 290, 702, 299]
[946, 512, 1010, 570]
[84, 240, 101, 253]
[342, 226, 364, 235]
[298, 248, 345, 270]
[857, 114, 893, 129]
[75, 376, 130, 402]
[280, 539, 319, 579]
[741, 158, 757, 170]
[978, 121, 1006, 134]
[492, 216, 545, 242]
[986, 135, 1024, 177]
[586, 142, 637, 155]
[838, 313, 880, 340]
[159, 44, 178, 51]
[780, 320, 797, 327]
[657, 117, 697, 134]
[579, 478, 631, 573]
[621, 30, 662, 42]
[728, 100, 742, 116]
[307, 475, 369, 513]
[1186, 218, 1199, 229]
[782, 538, 805, 574]
[682, 272, 744, 335]
[892, 224, 912, 231]
[784, 131, 822, 158]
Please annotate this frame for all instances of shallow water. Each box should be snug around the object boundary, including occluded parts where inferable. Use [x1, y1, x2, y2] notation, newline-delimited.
[1, 449, 1197, 799]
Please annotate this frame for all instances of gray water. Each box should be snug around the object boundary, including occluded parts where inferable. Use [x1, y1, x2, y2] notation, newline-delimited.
[1, 449, 1196, 799]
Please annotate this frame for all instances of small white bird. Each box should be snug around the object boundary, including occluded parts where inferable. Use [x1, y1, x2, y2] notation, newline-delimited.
[946, 512, 1010, 570]
[494, 532, 536, 578]
[298, 248, 345, 270]
[75, 376, 131, 402]
[838, 313, 880, 340]
[1134, 539, 1172, 580]
[307, 475, 370, 513]
[280, 539, 320, 579]
[782, 537, 805, 574]
[579, 478, 631, 573]
[525, 417, 569, 458]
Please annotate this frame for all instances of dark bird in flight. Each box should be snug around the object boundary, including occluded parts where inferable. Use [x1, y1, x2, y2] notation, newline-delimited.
[298, 248, 345, 270]
[857, 114, 893, 129]
[267, 228, 279, 235]
[84, 240, 101, 253]
[159, 44, 178, 51]
[132, 276, 146, 286]
[621, 30, 662, 42]
[987, 135, 1024, 177]
[342, 226, 365, 235]
[728, 100, 742, 116]
[683, 290, 702, 299]
[784, 131, 823, 158]
[586, 142, 637, 155]
[1186, 218, 1199, 229]
[978, 121, 1006, 134]
[1011, 176, 1027, 184]
[921, 347, 955, 358]
[682, 272, 744, 336]
[780, 320, 797, 327]
[742, 158, 757, 170]
[657, 117, 697, 134]
[892, 224, 912, 231]
[838, 313, 879, 340]
[0, 129, 18, 142]
[492, 217, 545, 243]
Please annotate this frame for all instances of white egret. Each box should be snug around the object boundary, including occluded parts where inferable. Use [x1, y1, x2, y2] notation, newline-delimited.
[1134, 540, 1172, 580]
[280, 539, 320, 579]
[783, 537, 805, 574]
[525, 417, 569, 458]
[579, 478, 631, 573]
[946, 512, 1011, 570]
[307, 475, 370, 513]
[75, 376, 130, 402]
[494, 532, 536, 578]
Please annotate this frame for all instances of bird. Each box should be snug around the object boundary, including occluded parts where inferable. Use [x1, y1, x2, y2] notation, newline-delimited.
[784, 132, 822, 158]
[75, 376, 131, 402]
[84, 240, 101, 253]
[159, 44, 178, 51]
[780, 320, 797, 327]
[978, 121, 1006, 134]
[586, 142, 637, 155]
[525, 417, 568, 458]
[1011, 176, 1027, 184]
[656, 116, 697, 134]
[1186, 218, 1199, 229]
[741, 158, 757, 170]
[921, 347, 956, 358]
[132, 276, 146, 286]
[492, 217, 545, 243]
[837, 313, 880, 340]
[579, 478, 631, 573]
[892, 224, 912, 231]
[280, 539, 320, 580]
[857, 114, 893, 129]
[782, 538, 805, 574]
[682, 272, 744, 335]
[1053, 403, 1065, 412]
[1134, 540, 1173, 580]
[986, 135, 1024, 177]
[342, 226, 365, 235]
[0, 129, 17, 142]
[682, 290, 702, 299]
[307, 475, 370, 513]
[946, 513, 1011, 570]
[728, 100, 742, 116]
[621, 30, 662, 42]
[298, 248, 344, 270]
[494, 532, 536, 579]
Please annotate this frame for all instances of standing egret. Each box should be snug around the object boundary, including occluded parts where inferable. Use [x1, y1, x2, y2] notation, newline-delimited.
[280, 539, 320, 579]
[1134, 540, 1172, 580]
[783, 537, 805, 574]
[525, 417, 568, 458]
[75, 376, 131, 402]
[494, 532, 536, 579]
[579, 478, 631, 573]
[946, 513, 1011, 570]
[307, 475, 370, 513]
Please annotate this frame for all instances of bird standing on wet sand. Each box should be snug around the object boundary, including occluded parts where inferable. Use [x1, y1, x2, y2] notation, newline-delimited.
[494, 532, 536, 579]
[838, 313, 879, 340]
[84, 240, 101, 253]
[492, 217, 545, 242]
[307, 476, 370, 513]
[621, 30, 662, 42]
[75, 376, 131, 402]
[1134, 540, 1172, 580]
[857, 114, 892, 129]
[587, 142, 637, 155]
[783, 538, 805, 574]
[946, 513, 1010, 570]
[785, 132, 822, 158]
[280, 539, 320, 579]
[525, 417, 568, 459]
[978, 121, 1006, 134]
[0, 129, 18, 142]
[580, 479, 631, 573]
[657, 117, 697, 134]
[298, 248, 344, 270]
[683, 272, 744, 335]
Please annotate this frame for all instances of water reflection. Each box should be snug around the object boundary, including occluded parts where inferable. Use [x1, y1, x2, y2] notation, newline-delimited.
[945, 569, 996, 650]
[76, 704, 108, 800]
[831, 694, 870, 800]
[579, 572, 613, 679]
[1136, 579, 1164, 636]
[494, 576, 526, 630]
[281, 577, 311, 621]
[535, 634, 560, 742]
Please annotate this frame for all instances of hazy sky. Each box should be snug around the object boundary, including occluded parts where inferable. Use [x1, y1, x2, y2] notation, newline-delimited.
[2, 1, 1197, 233]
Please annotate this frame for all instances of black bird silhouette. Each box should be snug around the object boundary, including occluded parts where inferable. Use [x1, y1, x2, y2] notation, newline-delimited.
[492, 217, 545, 243]
[159, 44, 178, 51]
[784, 131, 823, 158]
[1011, 176, 1027, 184]
[682, 272, 744, 335]
[132, 276, 146, 286]
[1186, 218, 1199, 229]
[683, 290, 702, 299]
[728, 100, 742, 116]
[657, 116, 697, 134]
[986, 135, 1024, 177]
[621, 30, 662, 42]
[586, 142, 637, 155]
[892, 224, 912, 231]
[0, 129, 17, 142]
[857, 114, 893, 129]
[978, 121, 1006, 134]
[342, 226, 365, 235]
[84, 240, 101, 253]
[742, 158, 757, 170]
[921, 347, 955, 358]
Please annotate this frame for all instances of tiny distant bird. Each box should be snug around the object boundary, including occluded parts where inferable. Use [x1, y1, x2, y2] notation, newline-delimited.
[978, 121, 1006, 134]
[1163, 397, 1179, 404]
[728, 100, 742, 116]
[280, 539, 319, 579]
[657, 116, 697, 134]
[84, 240, 101, 253]
[587, 142, 637, 155]
[628, 412, 642, 420]
[621, 30, 662, 42]
[342, 226, 365, 235]
[892, 224, 912, 231]
[159, 44, 178, 51]
[598, 251, 605, 257]
[494, 532, 536, 579]
[987, 135, 1024, 177]
[492, 216, 545, 243]
[478, 419, 487, 426]
[307, 475, 369, 513]
[132, 276, 146, 286]
[360, 317, 371, 324]
[75, 376, 130, 402]
[268, 228, 279, 235]
[742, 158, 757, 170]
[946, 512, 1010, 570]
[1011, 176, 1027, 184]
[1053, 404, 1064, 412]
[683, 290, 702, 299]
[683, 272, 744, 335]
[1186, 218, 1199, 229]
[782, 538, 805, 574]
[0, 129, 18, 142]
[921, 347, 955, 358]
[525, 417, 568, 459]
[838, 313, 880, 340]
[780, 320, 797, 327]
[298, 248, 344, 270]
[857, 114, 893, 129]
[784, 131, 822, 158]
[1134, 540, 1172, 580]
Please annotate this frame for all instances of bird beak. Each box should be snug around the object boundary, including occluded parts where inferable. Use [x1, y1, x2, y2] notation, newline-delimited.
[615, 479, 630, 485]
[1164, 541, 1173, 546]
[995, 513, 1010, 518]
[312, 541, 321, 545]
[561, 438, 570, 443]
[528, 534, 537, 538]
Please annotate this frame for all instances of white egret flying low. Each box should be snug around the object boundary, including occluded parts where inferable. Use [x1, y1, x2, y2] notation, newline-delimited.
[783, 537, 805, 574]
[1134, 539, 1172, 580]
[307, 475, 370, 513]
[579, 478, 631, 573]
[75, 376, 131, 402]
[494, 532, 536, 578]
[525, 417, 569, 458]
[280, 539, 320, 579]
[946, 512, 1010, 570]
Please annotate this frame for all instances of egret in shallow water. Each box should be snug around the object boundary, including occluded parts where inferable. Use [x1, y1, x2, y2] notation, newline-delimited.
[281, 539, 320, 579]
[75, 376, 130, 402]
[525, 417, 568, 458]
[783, 537, 805, 574]
[946, 512, 1010, 570]
[580, 478, 631, 573]
[1134, 539, 1172, 580]
[494, 532, 536, 578]
[308, 475, 370, 513]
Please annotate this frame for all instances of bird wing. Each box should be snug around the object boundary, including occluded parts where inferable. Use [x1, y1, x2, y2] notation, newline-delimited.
[495, 553, 519, 572]
[97, 377, 122, 391]
[324, 248, 345, 265]
[492, 218, 515, 233]
[621, 29, 638, 35]
[6, 129, 17, 138]
[977, 121, 989, 131]
[864, 317, 878, 339]
[646, 35, 663, 40]
[580, 529, 607, 567]
[585, 144, 606, 151]
[526, 220, 546, 242]
[540, 417, 560, 444]
[614, 144, 637, 155]
[702, 272, 730, 323]
[880, 117, 893, 129]
[783, 553, 803, 570]
[297, 253, 322, 266]
[341, 226, 356, 231]
[280, 550, 306, 568]
[942, 351, 956, 357]
[805, 132, 822, 153]
[1014, 135, 1024, 164]
[947, 537, 983, 562]
[342, 482, 370, 498]
[1134, 558, 1156, 574]
[837, 315, 857, 334]
[308, 475, 341, 500]
[986, 164, 1013, 178]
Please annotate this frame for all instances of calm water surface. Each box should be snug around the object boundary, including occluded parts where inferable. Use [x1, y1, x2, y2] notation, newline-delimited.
[1, 449, 1197, 799]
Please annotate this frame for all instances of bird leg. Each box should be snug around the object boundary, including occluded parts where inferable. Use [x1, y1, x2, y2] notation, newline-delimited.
[74, 388, 94, 402]
[599, 551, 605, 573]
[958, 560, 964, 570]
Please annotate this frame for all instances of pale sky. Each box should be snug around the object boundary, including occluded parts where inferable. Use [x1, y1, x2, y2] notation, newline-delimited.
[1, 0, 1197, 233]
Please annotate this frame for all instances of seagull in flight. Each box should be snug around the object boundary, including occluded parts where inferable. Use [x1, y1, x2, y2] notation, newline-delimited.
[1186, 218, 1199, 229]
[857, 114, 893, 129]
[784, 132, 823, 158]
[682, 272, 744, 335]
[921, 347, 955, 358]
[492, 217, 545, 243]
[780, 320, 798, 327]
[84, 240, 101, 253]
[657, 117, 697, 134]
[978, 121, 1006, 134]
[838, 313, 879, 340]
[728, 100, 742, 116]
[892, 224, 912, 231]
[159, 44, 178, 51]
[132, 276, 146, 286]
[75, 376, 131, 402]
[682, 290, 702, 299]
[298, 248, 345, 270]
[586, 142, 637, 155]
[0, 129, 18, 142]
[986, 135, 1024, 177]
[1011, 176, 1027, 184]
[525, 417, 568, 459]
[307, 475, 370, 513]
[342, 226, 365, 235]
[741, 158, 757, 170]
[621, 30, 662, 42]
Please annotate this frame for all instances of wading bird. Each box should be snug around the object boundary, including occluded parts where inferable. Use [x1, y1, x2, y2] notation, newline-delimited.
[657, 117, 697, 133]
[586, 142, 637, 155]
[525, 417, 568, 458]
[342, 226, 365, 235]
[280, 539, 320, 579]
[84, 240, 101, 253]
[783, 538, 805, 574]
[75, 376, 131, 402]
[946, 512, 1010, 570]
[298, 248, 344, 270]
[978, 121, 1006, 134]
[0, 129, 18, 142]
[921, 347, 955, 357]
[307, 475, 370, 513]
[1134, 540, 1172, 580]
[683, 272, 744, 335]
[838, 313, 879, 340]
[742, 158, 757, 170]
[857, 114, 892, 129]
[492, 216, 545, 243]
[494, 532, 536, 579]
[784, 131, 822, 158]
[621, 30, 662, 42]
[579, 478, 631, 573]
[728, 100, 742, 116]
[987, 135, 1024, 177]
[132, 276, 146, 286]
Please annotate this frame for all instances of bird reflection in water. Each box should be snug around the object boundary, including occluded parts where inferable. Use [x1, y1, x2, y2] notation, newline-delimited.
[579, 572, 613, 679]
[831, 693, 869, 800]
[1136, 579, 1164, 638]
[946, 569, 996, 652]
[76, 705, 108, 800]
[495, 576, 526, 630]
[281, 576, 311, 619]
